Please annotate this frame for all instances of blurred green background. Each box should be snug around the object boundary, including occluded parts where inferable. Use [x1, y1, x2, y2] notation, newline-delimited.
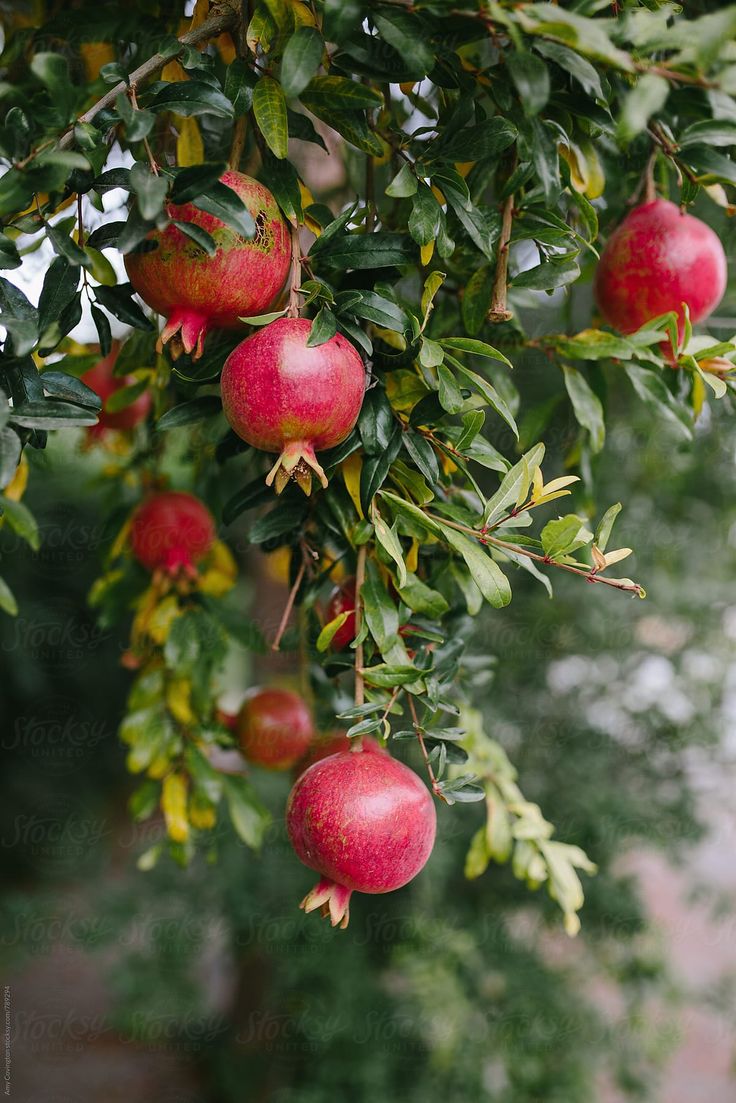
[2, 334, 736, 1102]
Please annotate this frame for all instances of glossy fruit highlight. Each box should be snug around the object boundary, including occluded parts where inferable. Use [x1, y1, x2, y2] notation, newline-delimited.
[129, 491, 215, 577]
[237, 687, 314, 770]
[220, 317, 365, 495]
[125, 171, 290, 360]
[286, 747, 436, 928]
[594, 198, 727, 341]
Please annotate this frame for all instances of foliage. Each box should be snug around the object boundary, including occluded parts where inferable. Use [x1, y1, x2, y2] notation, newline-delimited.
[0, 0, 735, 938]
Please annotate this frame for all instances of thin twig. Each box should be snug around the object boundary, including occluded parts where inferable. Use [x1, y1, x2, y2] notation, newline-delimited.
[271, 558, 306, 651]
[287, 222, 302, 319]
[425, 512, 644, 597]
[408, 694, 448, 802]
[488, 193, 514, 324]
[129, 87, 159, 174]
[55, 5, 239, 152]
[353, 545, 367, 707]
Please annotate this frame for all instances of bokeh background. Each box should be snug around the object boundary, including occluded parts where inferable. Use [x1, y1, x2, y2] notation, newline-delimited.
[2, 299, 736, 1101]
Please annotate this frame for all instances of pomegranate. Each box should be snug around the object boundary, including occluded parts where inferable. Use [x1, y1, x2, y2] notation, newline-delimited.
[296, 731, 385, 773]
[125, 171, 290, 360]
[82, 342, 151, 435]
[237, 687, 314, 770]
[130, 491, 215, 577]
[220, 317, 365, 494]
[325, 579, 357, 651]
[286, 747, 436, 928]
[594, 199, 727, 342]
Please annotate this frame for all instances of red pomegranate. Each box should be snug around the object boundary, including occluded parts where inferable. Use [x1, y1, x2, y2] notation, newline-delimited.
[125, 171, 290, 360]
[286, 747, 436, 928]
[325, 579, 357, 651]
[220, 317, 365, 495]
[296, 730, 385, 774]
[82, 342, 151, 435]
[129, 491, 215, 577]
[594, 199, 727, 342]
[237, 687, 314, 770]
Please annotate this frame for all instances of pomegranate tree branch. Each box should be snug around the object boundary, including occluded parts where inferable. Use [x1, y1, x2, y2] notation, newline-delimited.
[353, 545, 367, 707]
[286, 223, 302, 319]
[407, 694, 448, 803]
[271, 558, 306, 651]
[425, 513, 645, 597]
[488, 193, 514, 324]
[56, 4, 239, 152]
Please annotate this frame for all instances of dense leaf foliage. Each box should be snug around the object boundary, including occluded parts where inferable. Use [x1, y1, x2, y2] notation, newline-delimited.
[1, 0, 735, 934]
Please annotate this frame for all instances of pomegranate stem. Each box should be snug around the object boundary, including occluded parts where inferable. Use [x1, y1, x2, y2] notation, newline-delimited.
[488, 192, 514, 324]
[287, 222, 302, 319]
[271, 559, 306, 652]
[353, 545, 367, 711]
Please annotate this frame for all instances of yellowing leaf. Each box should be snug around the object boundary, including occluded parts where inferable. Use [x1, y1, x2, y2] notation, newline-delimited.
[189, 793, 217, 829]
[603, 547, 632, 568]
[420, 240, 435, 266]
[290, 0, 318, 26]
[3, 454, 28, 501]
[146, 594, 181, 645]
[147, 754, 170, 780]
[341, 452, 364, 519]
[166, 677, 195, 725]
[199, 551, 237, 597]
[216, 32, 237, 63]
[162, 773, 190, 842]
[265, 545, 291, 584]
[406, 538, 419, 574]
[161, 59, 188, 83]
[189, 0, 210, 32]
[176, 115, 204, 167]
[79, 41, 115, 81]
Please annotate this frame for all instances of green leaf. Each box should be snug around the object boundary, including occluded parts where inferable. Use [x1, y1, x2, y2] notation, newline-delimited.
[261, 150, 303, 223]
[149, 81, 234, 119]
[433, 117, 517, 162]
[594, 503, 621, 553]
[324, 0, 362, 39]
[386, 163, 417, 198]
[372, 503, 407, 587]
[617, 74, 669, 142]
[0, 495, 39, 550]
[156, 396, 222, 430]
[0, 574, 17, 616]
[46, 222, 88, 267]
[281, 27, 324, 100]
[507, 52, 550, 115]
[170, 163, 227, 204]
[191, 182, 256, 238]
[172, 220, 217, 257]
[483, 444, 545, 527]
[224, 777, 269, 849]
[374, 10, 435, 80]
[562, 365, 605, 453]
[129, 161, 169, 221]
[380, 490, 442, 540]
[312, 232, 416, 270]
[409, 184, 442, 246]
[446, 357, 518, 437]
[623, 364, 692, 438]
[437, 524, 511, 609]
[301, 103, 383, 156]
[40, 371, 101, 409]
[316, 611, 350, 652]
[440, 337, 512, 368]
[306, 306, 338, 346]
[540, 515, 590, 560]
[253, 76, 289, 159]
[512, 256, 580, 290]
[362, 559, 400, 653]
[462, 266, 494, 336]
[0, 234, 20, 270]
[37, 257, 79, 335]
[301, 75, 382, 109]
[94, 284, 153, 330]
[396, 574, 449, 618]
[437, 363, 465, 414]
[679, 120, 736, 149]
[532, 40, 603, 99]
[9, 400, 99, 429]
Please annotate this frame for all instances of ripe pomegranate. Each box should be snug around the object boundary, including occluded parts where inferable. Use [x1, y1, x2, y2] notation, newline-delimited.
[125, 171, 290, 360]
[325, 579, 357, 651]
[129, 491, 215, 577]
[220, 317, 365, 494]
[594, 198, 727, 343]
[286, 747, 436, 928]
[296, 731, 385, 774]
[237, 687, 314, 770]
[82, 342, 151, 435]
